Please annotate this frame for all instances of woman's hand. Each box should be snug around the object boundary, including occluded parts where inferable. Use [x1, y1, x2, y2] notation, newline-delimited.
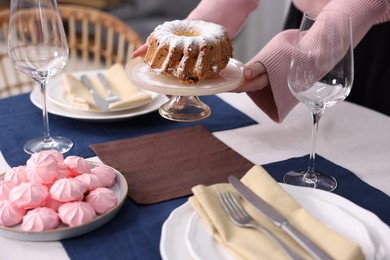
[131, 43, 148, 58]
[232, 61, 269, 93]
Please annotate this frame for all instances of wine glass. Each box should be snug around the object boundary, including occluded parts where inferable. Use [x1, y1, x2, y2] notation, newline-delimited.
[283, 9, 353, 191]
[8, 0, 73, 154]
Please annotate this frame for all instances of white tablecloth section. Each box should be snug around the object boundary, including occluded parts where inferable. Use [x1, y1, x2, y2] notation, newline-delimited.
[0, 93, 389, 260]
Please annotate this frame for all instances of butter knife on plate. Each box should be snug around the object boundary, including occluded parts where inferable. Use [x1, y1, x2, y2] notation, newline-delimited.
[228, 175, 332, 260]
[80, 75, 109, 112]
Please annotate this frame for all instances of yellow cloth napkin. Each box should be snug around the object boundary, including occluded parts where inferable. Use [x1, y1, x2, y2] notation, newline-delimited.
[63, 63, 152, 112]
[189, 165, 364, 260]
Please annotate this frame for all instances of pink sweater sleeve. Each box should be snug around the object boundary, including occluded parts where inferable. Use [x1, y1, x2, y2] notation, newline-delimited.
[188, 0, 389, 122]
[186, 0, 259, 38]
[250, 0, 390, 122]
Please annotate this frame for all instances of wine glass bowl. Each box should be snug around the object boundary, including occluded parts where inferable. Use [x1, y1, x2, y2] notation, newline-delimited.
[283, 9, 353, 191]
[8, 0, 73, 154]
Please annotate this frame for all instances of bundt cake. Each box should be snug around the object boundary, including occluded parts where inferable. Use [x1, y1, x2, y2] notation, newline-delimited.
[144, 20, 233, 84]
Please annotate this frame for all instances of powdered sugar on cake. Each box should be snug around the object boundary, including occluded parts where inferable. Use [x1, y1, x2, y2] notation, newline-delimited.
[144, 20, 233, 84]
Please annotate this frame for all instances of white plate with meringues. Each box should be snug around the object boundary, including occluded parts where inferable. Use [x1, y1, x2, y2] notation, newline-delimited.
[0, 161, 128, 241]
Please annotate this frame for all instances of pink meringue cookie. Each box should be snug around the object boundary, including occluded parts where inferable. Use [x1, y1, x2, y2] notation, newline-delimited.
[45, 194, 64, 212]
[38, 150, 64, 163]
[4, 166, 28, 185]
[86, 187, 117, 214]
[91, 165, 116, 187]
[64, 156, 92, 177]
[40, 151, 68, 179]
[58, 201, 96, 227]
[74, 173, 101, 191]
[50, 178, 86, 202]
[57, 162, 69, 179]
[9, 183, 49, 209]
[0, 181, 17, 201]
[0, 200, 26, 226]
[26, 151, 60, 185]
[21, 207, 60, 231]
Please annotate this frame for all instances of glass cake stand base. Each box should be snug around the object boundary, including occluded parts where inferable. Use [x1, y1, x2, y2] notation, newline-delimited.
[159, 96, 211, 122]
[126, 58, 244, 122]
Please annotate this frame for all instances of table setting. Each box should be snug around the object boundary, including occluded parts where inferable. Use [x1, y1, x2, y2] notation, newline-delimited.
[29, 64, 168, 122]
[87, 123, 390, 260]
[1, 93, 390, 259]
[1, 86, 390, 260]
[1, 2, 390, 259]
[0, 128, 389, 260]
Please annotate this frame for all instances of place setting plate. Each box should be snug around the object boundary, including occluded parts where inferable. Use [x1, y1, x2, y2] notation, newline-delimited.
[46, 70, 160, 113]
[160, 184, 390, 260]
[30, 85, 168, 122]
[0, 161, 128, 242]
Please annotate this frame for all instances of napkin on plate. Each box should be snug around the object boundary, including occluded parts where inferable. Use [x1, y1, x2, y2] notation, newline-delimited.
[189, 165, 364, 260]
[63, 63, 152, 112]
[89, 125, 254, 204]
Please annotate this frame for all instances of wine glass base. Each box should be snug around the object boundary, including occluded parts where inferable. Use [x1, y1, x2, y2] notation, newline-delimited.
[24, 136, 73, 154]
[283, 170, 337, 191]
[159, 95, 211, 122]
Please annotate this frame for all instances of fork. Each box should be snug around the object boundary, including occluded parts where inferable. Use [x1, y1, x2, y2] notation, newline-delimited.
[217, 191, 303, 260]
[97, 73, 120, 103]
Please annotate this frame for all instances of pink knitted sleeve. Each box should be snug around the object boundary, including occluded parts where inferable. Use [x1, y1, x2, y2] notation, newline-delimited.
[186, 0, 259, 38]
[250, 0, 390, 122]
[187, 0, 389, 122]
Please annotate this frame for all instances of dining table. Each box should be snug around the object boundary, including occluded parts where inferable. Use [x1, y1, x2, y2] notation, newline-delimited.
[0, 88, 389, 260]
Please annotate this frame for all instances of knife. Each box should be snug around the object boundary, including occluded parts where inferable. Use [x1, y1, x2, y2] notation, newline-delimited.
[228, 175, 332, 260]
[97, 73, 119, 103]
[80, 75, 109, 112]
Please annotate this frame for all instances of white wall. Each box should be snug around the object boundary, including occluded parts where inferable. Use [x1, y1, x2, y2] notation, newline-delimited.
[233, 0, 290, 63]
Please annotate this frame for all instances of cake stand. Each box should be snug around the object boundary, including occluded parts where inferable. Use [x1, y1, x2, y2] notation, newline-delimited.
[125, 58, 244, 122]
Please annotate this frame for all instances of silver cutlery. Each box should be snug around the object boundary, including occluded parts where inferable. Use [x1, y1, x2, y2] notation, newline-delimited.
[217, 191, 303, 260]
[97, 73, 120, 103]
[80, 75, 109, 112]
[228, 175, 332, 260]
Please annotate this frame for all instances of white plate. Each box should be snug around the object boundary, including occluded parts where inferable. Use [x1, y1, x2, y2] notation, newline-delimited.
[30, 86, 168, 122]
[161, 184, 390, 260]
[46, 70, 159, 113]
[160, 200, 194, 260]
[125, 58, 244, 96]
[0, 162, 128, 241]
[286, 184, 390, 259]
[185, 212, 233, 260]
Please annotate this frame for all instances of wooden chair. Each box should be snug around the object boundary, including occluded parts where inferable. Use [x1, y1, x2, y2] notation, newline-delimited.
[0, 5, 143, 98]
[0, 8, 34, 98]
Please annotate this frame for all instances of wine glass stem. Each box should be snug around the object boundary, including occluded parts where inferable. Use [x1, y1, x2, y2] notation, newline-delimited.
[306, 111, 323, 179]
[39, 81, 52, 144]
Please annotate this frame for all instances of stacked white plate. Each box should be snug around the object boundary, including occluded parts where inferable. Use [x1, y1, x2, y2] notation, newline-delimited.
[160, 184, 390, 260]
[30, 70, 168, 122]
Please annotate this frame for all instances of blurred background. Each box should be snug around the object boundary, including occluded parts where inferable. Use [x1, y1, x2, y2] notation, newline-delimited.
[103, 0, 290, 63]
[60, 0, 290, 62]
[0, 0, 290, 63]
